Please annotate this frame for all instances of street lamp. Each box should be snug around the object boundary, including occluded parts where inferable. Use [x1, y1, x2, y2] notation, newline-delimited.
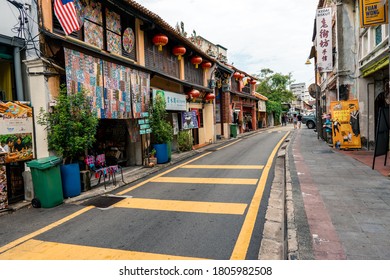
[305, 58, 321, 140]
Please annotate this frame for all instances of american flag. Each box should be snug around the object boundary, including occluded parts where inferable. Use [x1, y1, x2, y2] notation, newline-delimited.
[54, 0, 81, 35]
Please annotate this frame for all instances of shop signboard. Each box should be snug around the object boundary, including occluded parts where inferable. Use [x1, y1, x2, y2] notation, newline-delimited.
[316, 8, 333, 72]
[330, 100, 361, 149]
[359, 0, 388, 27]
[152, 89, 187, 111]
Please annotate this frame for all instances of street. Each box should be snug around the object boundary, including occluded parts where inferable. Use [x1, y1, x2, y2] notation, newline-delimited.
[0, 128, 289, 260]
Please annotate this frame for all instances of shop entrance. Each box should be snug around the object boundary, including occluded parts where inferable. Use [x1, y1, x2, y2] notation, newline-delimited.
[6, 162, 25, 204]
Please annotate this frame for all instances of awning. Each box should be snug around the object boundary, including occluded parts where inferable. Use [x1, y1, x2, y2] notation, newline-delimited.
[253, 92, 268, 101]
[362, 56, 389, 77]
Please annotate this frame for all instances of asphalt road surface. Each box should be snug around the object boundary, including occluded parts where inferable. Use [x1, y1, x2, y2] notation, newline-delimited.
[0, 128, 289, 260]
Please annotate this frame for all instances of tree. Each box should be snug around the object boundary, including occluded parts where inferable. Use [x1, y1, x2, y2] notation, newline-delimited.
[149, 94, 173, 144]
[254, 68, 295, 124]
[38, 86, 99, 164]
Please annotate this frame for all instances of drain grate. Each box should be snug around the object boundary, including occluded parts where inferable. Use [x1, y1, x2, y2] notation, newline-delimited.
[81, 195, 126, 208]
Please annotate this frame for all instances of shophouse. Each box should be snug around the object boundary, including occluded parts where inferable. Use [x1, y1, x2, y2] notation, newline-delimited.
[309, 0, 389, 149]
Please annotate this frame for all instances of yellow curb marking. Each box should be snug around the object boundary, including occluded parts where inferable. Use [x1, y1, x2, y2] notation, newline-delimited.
[151, 177, 258, 185]
[230, 131, 290, 260]
[0, 239, 206, 260]
[0, 206, 95, 255]
[116, 152, 212, 195]
[181, 165, 264, 169]
[113, 198, 247, 215]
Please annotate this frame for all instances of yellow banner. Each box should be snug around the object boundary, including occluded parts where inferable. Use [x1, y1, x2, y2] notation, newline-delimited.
[360, 0, 388, 27]
[330, 100, 361, 149]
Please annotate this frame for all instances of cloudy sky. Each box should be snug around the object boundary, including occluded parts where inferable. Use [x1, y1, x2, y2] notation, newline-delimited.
[140, 0, 319, 85]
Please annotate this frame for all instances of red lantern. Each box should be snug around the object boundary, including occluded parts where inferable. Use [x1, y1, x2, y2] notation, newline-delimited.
[201, 61, 212, 70]
[188, 89, 200, 98]
[153, 34, 168, 51]
[240, 73, 245, 79]
[233, 72, 242, 80]
[250, 79, 257, 85]
[205, 93, 215, 101]
[191, 56, 203, 68]
[172, 46, 186, 60]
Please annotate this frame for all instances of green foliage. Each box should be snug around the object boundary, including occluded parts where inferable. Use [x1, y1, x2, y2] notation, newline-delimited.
[149, 94, 173, 144]
[37, 86, 99, 163]
[254, 68, 296, 106]
[177, 130, 193, 152]
[253, 68, 295, 126]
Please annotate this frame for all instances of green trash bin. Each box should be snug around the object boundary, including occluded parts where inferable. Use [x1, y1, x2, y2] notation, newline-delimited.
[26, 156, 63, 208]
[230, 124, 238, 138]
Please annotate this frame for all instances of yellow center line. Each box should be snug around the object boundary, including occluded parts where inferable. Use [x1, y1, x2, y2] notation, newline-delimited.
[116, 152, 212, 195]
[216, 139, 242, 150]
[0, 239, 207, 260]
[0, 206, 95, 255]
[230, 131, 290, 260]
[151, 177, 258, 185]
[113, 198, 248, 215]
[181, 165, 264, 169]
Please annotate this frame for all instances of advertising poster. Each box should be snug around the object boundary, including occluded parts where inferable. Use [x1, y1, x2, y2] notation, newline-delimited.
[182, 111, 199, 130]
[330, 100, 361, 149]
[0, 101, 34, 163]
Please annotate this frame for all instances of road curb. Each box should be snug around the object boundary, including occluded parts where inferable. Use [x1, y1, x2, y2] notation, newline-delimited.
[258, 136, 293, 260]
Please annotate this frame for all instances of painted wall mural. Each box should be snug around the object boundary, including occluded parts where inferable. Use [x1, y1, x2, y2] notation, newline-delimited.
[65, 48, 150, 120]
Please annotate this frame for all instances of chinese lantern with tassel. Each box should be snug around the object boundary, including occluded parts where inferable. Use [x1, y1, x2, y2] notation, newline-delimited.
[191, 56, 203, 68]
[205, 93, 215, 102]
[201, 61, 212, 70]
[172, 46, 186, 60]
[188, 89, 200, 99]
[233, 72, 241, 80]
[152, 34, 168, 51]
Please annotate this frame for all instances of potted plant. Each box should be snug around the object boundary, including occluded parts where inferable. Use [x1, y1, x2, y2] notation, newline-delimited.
[149, 94, 173, 164]
[37, 86, 98, 197]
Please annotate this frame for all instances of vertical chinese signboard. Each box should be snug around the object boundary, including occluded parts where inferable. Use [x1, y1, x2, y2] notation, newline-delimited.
[330, 100, 361, 149]
[316, 8, 333, 72]
[0, 101, 34, 210]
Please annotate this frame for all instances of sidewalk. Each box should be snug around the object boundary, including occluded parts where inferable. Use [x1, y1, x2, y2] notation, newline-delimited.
[287, 128, 390, 260]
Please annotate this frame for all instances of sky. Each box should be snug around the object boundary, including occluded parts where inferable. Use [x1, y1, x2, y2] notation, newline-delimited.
[140, 0, 319, 86]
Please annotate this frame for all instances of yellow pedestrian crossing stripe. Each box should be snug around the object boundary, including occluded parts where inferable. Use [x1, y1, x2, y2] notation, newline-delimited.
[181, 165, 264, 169]
[113, 198, 248, 215]
[151, 177, 258, 185]
[0, 239, 206, 260]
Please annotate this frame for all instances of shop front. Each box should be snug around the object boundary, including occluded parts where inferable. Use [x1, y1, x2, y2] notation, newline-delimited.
[64, 48, 150, 167]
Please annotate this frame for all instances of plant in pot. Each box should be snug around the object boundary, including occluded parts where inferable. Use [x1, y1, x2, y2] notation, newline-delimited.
[149, 94, 173, 164]
[37, 86, 98, 198]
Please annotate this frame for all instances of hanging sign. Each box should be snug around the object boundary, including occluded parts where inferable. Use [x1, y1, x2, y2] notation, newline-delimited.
[330, 100, 362, 149]
[316, 8, 333, 72]
[359, 0, 388, 27]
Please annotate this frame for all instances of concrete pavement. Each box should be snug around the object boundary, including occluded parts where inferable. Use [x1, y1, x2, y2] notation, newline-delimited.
[287, 127, 390, 260]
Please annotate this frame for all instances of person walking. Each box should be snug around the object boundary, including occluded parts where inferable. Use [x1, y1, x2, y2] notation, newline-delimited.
[293, 114, 298, 129]
[297, 113, 302, 129]
[281, 114, 287, 126]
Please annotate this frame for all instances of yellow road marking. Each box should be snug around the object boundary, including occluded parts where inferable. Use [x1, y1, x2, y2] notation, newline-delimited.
[151, 177, 258, 185]
[113, 198, 247, 215]
[116, 152, 212, 195]
[230, 132, 290, 260]
[0, 206, 94, 254]
[181, 165, 264, 169]
[0, 239, 206, 260]
[216, 139, 242, 150]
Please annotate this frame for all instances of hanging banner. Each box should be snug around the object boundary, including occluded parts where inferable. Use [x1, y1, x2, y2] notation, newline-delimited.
[316, 8, 333, 72]
[359, 0, 388, 27]
[330, 100, 362, 149]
